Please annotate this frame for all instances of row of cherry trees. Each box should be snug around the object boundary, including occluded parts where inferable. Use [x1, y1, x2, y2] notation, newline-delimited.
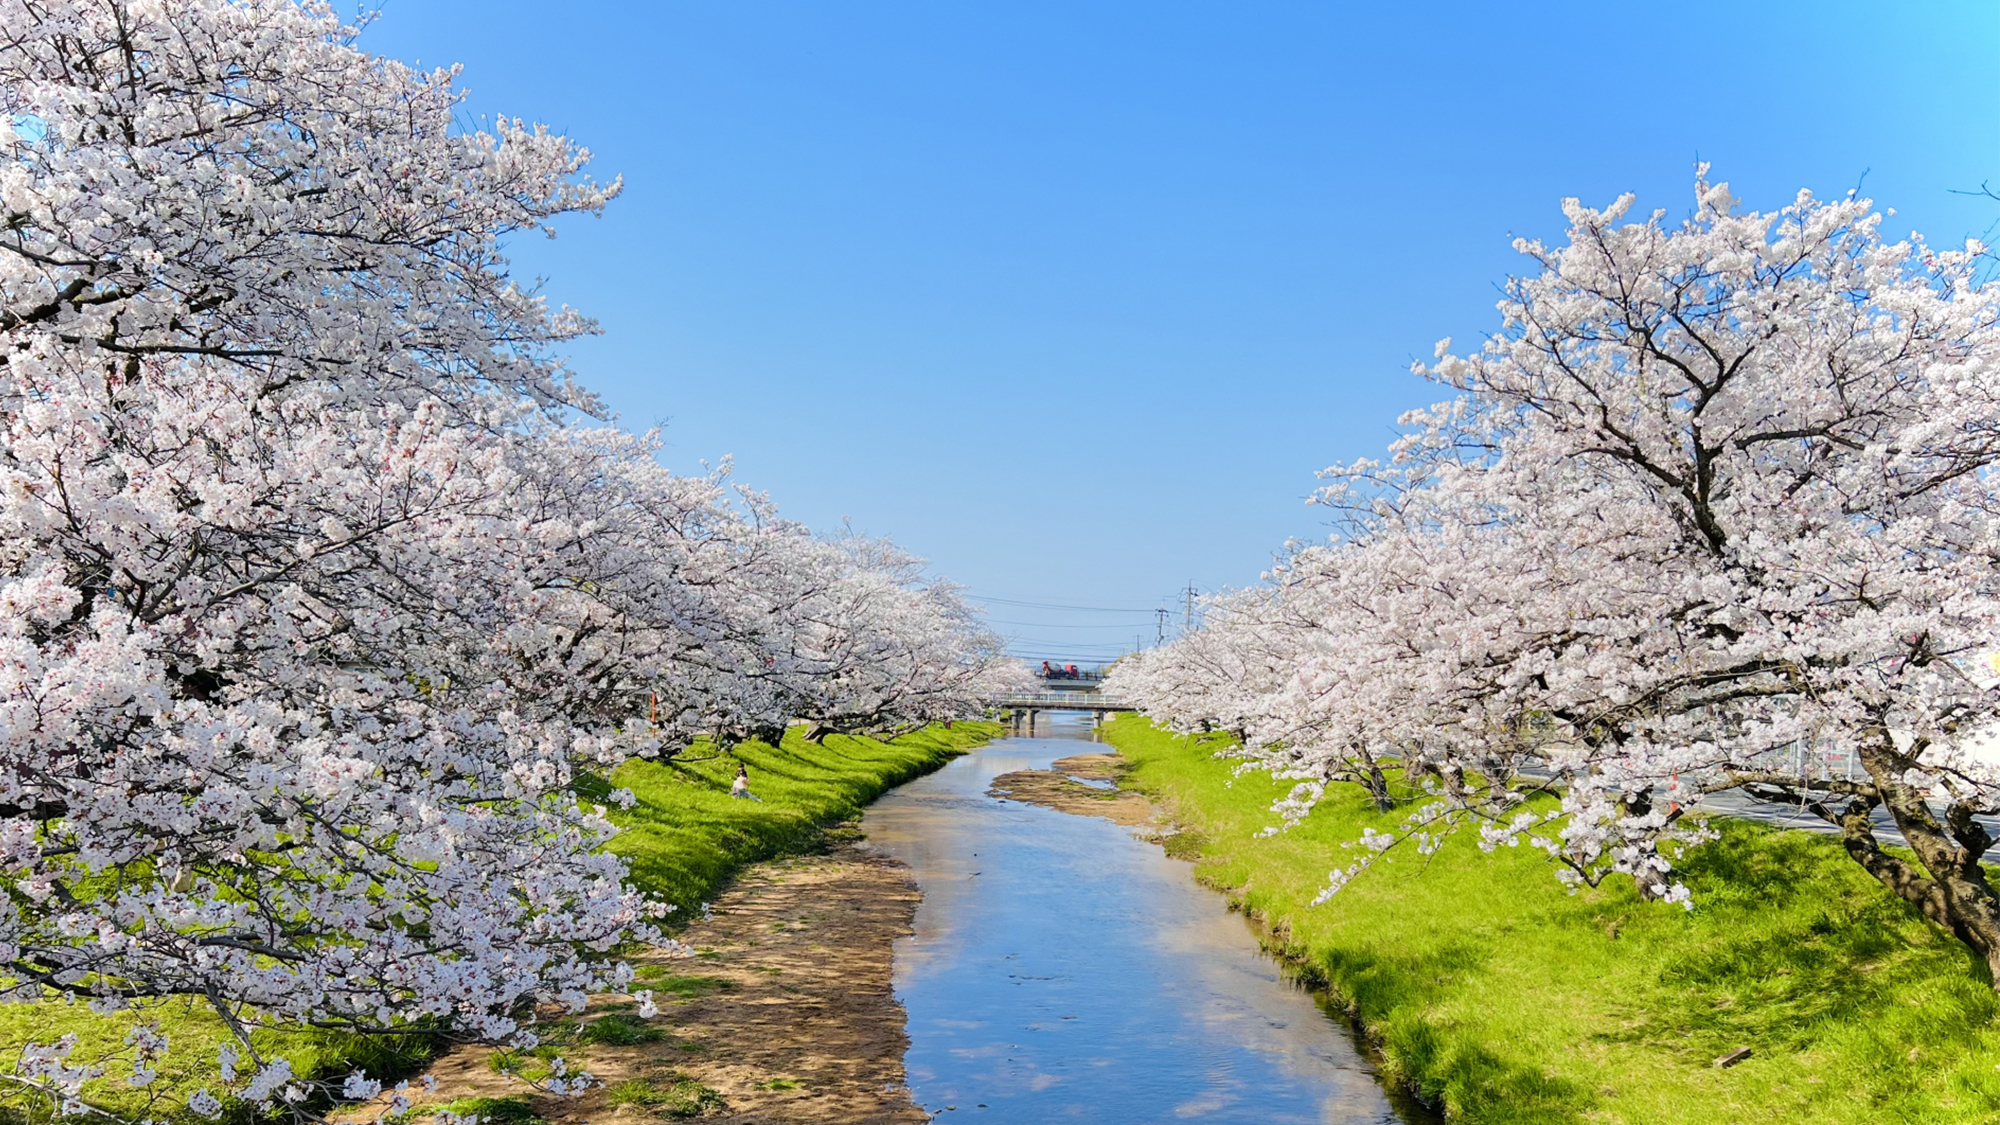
[0, 0, 1023, 1117]
[1110, 176, 2000, 985]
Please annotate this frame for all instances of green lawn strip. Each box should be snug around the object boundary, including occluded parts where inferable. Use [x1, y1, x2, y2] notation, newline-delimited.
[0, 722, 994, 1123]
[605, 722, 998, 914]
[1099, 713, 2000, 1125]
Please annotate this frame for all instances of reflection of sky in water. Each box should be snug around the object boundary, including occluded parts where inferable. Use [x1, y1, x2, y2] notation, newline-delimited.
[862, 736, 1425, 1125]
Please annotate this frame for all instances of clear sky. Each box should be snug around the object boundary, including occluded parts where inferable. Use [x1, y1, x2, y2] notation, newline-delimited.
[362, 1, 1997, 665]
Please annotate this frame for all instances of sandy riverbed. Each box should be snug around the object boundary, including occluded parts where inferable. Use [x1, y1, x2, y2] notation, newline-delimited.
[984, 752, 1155, 826]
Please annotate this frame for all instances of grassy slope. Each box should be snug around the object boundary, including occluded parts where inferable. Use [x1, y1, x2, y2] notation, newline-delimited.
[1099, 713, 2000, 1125]
[0, 722, 995, 1121]
[603, 722, 998, 912]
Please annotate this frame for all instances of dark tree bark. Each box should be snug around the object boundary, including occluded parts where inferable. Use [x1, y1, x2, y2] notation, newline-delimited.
[1746, 729, 2000, 987]
[1852, 736, 2000, 985]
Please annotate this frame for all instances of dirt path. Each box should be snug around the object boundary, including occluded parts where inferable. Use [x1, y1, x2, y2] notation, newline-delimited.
[372, 839, 929, 1125]
[986, 752, 1156, 826]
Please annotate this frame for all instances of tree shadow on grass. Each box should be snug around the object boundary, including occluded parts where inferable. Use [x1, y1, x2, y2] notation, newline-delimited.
[1604, 822, 1997, 1065]
[1318, 939, 1596, 1125]
[1396, 1029, 1595, 1125]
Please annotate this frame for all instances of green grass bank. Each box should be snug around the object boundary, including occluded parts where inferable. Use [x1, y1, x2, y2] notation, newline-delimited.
[0, 722, 995, 1123]
[1098, 713, 2000, 1125]
[600, 721, 999, 913]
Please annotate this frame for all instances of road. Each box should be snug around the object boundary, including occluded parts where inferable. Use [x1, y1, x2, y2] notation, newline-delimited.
[1693, 788, 2000, 851]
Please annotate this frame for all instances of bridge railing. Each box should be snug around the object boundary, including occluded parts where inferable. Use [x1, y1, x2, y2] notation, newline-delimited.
[989, 692, 1137, 710]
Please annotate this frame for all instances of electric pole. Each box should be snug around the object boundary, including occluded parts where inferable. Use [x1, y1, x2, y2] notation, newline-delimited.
[1156, 607, 1168, 647]
[1184, 582, 1198, 632]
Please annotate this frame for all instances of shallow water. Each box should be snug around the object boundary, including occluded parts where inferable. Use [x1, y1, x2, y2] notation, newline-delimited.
[862, 723, 1438, 1124]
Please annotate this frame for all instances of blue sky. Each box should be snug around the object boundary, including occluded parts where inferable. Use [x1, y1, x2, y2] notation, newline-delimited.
[364, 1, 1997, 665]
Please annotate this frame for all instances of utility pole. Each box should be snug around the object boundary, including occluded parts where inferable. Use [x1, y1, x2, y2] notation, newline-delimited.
[1184, 582, 1198, 633]
[1155, 607, 1168, 647]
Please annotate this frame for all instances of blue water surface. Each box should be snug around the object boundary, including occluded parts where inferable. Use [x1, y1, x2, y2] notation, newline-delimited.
[862, 728, 1433, 1125]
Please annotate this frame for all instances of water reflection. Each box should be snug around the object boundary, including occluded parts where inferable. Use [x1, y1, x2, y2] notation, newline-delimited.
[862, 725, 1432, 1124]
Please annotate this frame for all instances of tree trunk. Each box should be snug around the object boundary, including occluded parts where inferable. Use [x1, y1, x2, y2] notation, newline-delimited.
[1363, 761, 1394, 812]
[1846, 735, 2000, 987]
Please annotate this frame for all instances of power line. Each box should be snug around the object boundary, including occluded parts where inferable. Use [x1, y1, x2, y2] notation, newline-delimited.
[995, 630, 1145, 643]
[999, 633, 1138, 645]
[1003, 642, 1136, 653]
[1003, 642, 1139, 654]
[985, 618, 1160, 629]
[967, 594, 1156, 614]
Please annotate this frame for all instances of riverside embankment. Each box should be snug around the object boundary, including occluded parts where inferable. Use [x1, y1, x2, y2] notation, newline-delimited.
[1096, 714, 2000, 1125]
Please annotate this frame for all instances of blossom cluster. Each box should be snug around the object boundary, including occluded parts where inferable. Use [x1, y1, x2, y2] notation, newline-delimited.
[0, 0, 1021, 1117]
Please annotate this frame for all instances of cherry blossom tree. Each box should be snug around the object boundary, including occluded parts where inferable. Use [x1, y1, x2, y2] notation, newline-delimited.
[0, 0, 1012, 1116]
[738, 529, 1019, 739]
[570, 488, 1021, 752]
[1114, 174, 2000, 983]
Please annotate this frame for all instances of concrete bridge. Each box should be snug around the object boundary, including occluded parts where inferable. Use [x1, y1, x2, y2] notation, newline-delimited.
[990, 690, 1136, 735]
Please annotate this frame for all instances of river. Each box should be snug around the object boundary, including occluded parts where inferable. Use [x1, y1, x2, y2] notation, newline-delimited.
[861, 718, 1440, 1124]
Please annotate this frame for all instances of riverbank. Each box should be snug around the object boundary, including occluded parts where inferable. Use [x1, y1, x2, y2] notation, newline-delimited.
[1098, 714, 2000, 1125]
[0, 722, 996, 1123]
